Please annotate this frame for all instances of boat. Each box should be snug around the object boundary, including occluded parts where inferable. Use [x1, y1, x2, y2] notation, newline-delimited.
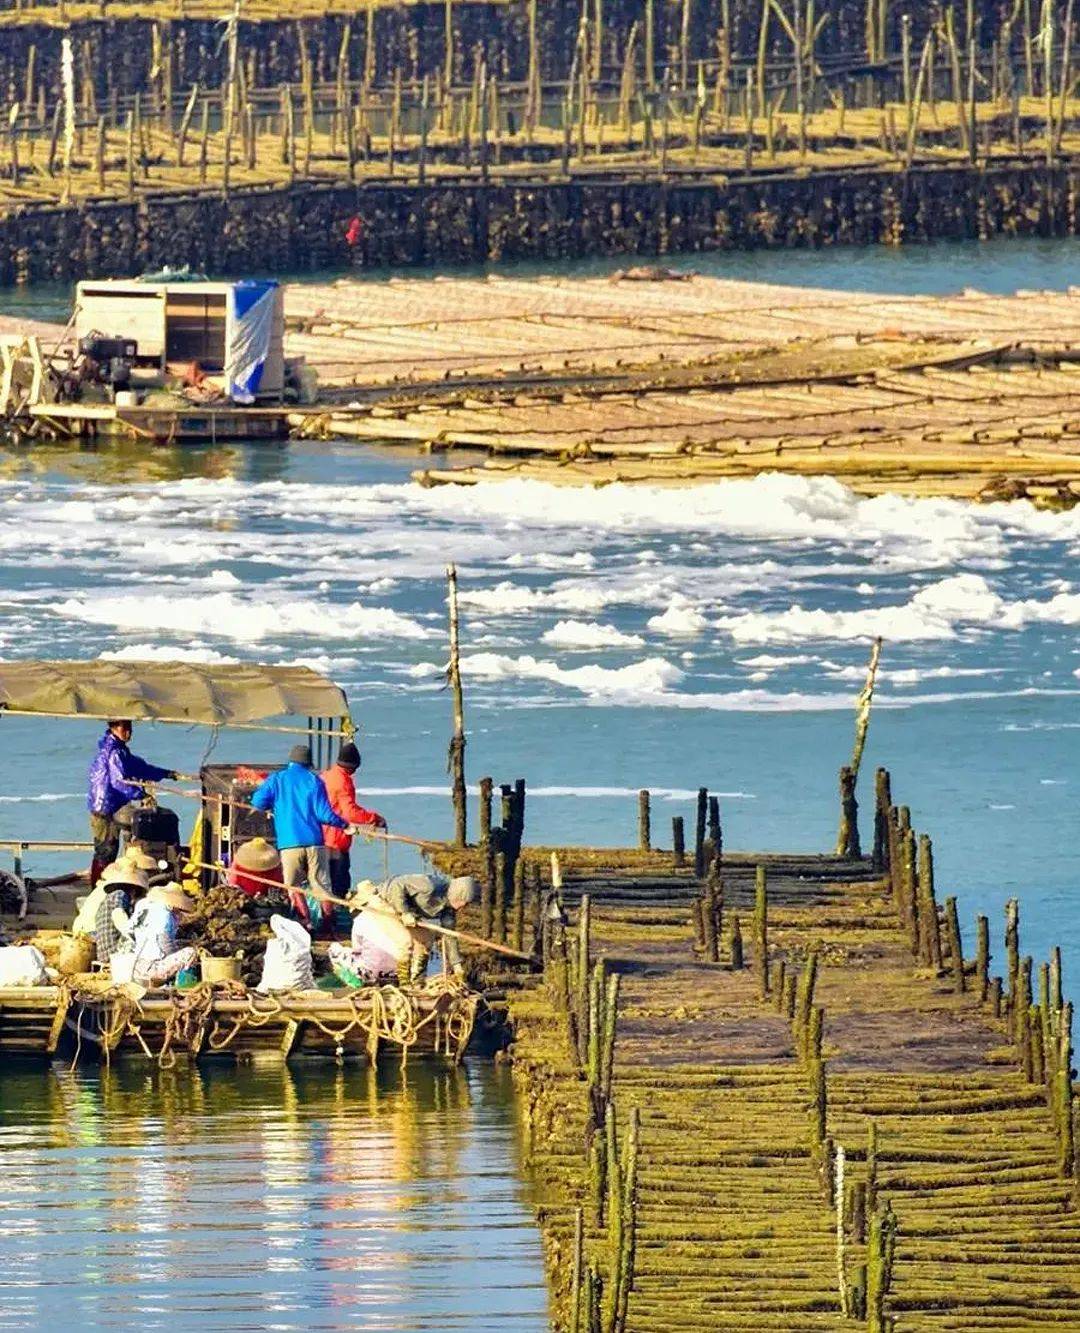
[0, 659, 485, 1065]
[0, 274, 314, 445]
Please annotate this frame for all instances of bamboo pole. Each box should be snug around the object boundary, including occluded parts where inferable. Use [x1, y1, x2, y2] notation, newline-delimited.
[446, 563, 467, 848]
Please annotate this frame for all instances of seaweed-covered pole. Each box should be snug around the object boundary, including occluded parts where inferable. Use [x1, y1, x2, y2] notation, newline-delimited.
[729, 914, 744, 970]
[672, 816, 685, 868]
[478, 775, 493, 846]
[867, 1200, 898, 1332]
[754, 864, 769, 996]
[837, 766, 860, 859]
[1006, 898, 1021, 1031]
[694, 787, 708, 876]
[944, 896, 966, 992]
[837, 636, 882, 854]
[873, 768, 892, 871]
[975, 914, 990, 1001]
[916, 834, 943, 971]
[637, 789, 651, 850]
[446, 563, 467, 847]
[575, 894, 591, 1064]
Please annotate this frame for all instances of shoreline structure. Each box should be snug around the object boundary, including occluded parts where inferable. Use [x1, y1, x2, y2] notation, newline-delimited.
[435, 770, 1080, 1330]
[10, 270, 1080, 503]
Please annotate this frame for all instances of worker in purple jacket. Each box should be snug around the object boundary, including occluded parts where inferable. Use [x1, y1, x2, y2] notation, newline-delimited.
[87, 719, 175, 886]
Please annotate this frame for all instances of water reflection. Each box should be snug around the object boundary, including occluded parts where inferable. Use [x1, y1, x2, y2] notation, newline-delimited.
[0, 438, 295, 486]
[0, 1062, 548, 1331]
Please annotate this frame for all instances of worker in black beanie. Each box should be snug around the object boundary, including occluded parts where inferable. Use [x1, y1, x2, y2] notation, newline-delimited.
[321, 742, 386, 898]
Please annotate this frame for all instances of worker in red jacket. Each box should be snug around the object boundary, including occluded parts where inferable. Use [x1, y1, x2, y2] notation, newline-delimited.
[321, 743, 386, 897]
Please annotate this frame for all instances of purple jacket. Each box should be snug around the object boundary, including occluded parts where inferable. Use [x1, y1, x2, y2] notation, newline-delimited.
[87, 731, 171, 818]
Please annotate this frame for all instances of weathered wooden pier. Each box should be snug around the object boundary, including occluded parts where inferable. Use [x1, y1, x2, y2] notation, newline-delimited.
[435, 771, 1080, 1329]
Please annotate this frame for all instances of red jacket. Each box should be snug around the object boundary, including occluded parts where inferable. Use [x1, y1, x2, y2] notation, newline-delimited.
[321, 765, 381, 851]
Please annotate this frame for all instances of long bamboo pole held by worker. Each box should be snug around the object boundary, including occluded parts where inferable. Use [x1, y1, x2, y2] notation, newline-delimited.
[446, 562, 468, 848]
[185, 855, 534, 962]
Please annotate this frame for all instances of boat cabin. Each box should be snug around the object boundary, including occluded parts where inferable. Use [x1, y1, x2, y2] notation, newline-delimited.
[74, 277, 285, 403]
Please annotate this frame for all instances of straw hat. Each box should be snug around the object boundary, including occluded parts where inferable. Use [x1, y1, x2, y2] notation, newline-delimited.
[120, 847, 159, 873]
[269, 914, 312, 951]
[148, 882, 194, 913]
[351, 879, 379, 907]
[234, 837, 281, 874]
[99, 862, 150, 892]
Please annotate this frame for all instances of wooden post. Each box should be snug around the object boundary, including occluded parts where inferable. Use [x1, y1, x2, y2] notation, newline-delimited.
[694, 787, 708, 877]
[512, 856, 526, 953]
[729, 914, 744, 970]
[418, 74, 429, 184]
[944, 896, 965, 992]
[493, 841, 507, 945]
[836, 765, 860, 859]
[754, 864, 769, 996]
[637, 790, 651, 851]
[916, 834, 943, 970]
[125, 108, 136, 198]
[446, 564, 467, 848]
[872, 768, 891, 871]
[672, 817, 685, 868]
[478, 776, 493, 846]
[645, 0, 655, 90]
[975, 915, 990, 1002]
[177, 82, 198, 166]
[1006, 898, 1020, 1024]
[837, 636, 882, 854]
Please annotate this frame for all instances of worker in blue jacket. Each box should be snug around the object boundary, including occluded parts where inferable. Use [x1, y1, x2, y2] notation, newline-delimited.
[251, 745, 355, 929]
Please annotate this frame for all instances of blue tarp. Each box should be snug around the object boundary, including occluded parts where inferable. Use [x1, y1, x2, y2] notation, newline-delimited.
[228, 280, 278, 403]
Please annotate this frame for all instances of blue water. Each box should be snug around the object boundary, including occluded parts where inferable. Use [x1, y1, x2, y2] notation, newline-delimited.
[1, 233, 1078, 327]
[0, 1061, 548, 1331]
[1, 232, 1079, 1328]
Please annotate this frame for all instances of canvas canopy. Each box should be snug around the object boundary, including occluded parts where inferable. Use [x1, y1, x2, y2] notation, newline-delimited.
[0, 661, 348, 730]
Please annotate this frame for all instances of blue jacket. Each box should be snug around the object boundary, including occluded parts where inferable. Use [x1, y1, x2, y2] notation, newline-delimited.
[87, 731, 171, 817]
[250, 763, 347, 850]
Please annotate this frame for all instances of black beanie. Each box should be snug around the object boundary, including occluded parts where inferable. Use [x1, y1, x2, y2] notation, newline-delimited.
[289, 744, 313, 766]
[338, 742, 361, 769]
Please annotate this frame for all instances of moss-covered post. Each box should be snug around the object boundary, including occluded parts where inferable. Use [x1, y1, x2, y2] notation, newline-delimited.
[975, 915, 990, 1002]
[872, 767, 891, 871]
[944, 896, 965, 993]
[512, 856, 526, 953]
[672, 816, 685, 868]
[795, 949, 819, 1051]
[754, 864, 769, 996]
[1006, 898, 1020, 1026]
[570, 1205, 584, 1333]
[730, 914, 744, 970]
[637, 790, 651, 850]
[916, 834, 943, 970]
[837, 765, 860, 859]
[478, 775, 493, 847]
[694, 787, 708, 877]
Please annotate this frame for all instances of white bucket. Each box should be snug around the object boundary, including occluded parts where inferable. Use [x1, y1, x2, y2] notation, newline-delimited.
[114, 390, 139, 407]
[110, 952, 136, 984]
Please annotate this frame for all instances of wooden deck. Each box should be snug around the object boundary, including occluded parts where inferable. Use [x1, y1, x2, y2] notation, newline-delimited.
[0, 981, 480, 1063]
[436, 776, 1080, 1329]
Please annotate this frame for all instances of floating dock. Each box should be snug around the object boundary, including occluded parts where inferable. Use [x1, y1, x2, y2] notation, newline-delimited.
[0, 979, 481, 1064]
[433, 770, 1080, 1328]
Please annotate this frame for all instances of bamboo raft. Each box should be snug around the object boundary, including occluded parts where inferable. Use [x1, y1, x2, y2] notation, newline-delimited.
[279, 273, 1080, 504]
[0, 980, 481, 1063]
[429, 773, 1080, 1329]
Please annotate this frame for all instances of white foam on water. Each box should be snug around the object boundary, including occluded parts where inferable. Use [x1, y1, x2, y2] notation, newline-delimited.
[737, 653, 818, 668]
[100, 644, 241, 665]
[647, 598, 709, 636]
[458, 652, 686, 697]
[54, 592, 435, 643]
[541, 620, 645, 649]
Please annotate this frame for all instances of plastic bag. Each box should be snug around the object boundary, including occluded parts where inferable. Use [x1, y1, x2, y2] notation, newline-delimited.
[0, 945, 49, 987]
[256, 914, 314, 992]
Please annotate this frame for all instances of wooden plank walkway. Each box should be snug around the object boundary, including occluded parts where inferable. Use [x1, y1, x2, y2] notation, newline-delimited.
[463, 780, 1080, 1330]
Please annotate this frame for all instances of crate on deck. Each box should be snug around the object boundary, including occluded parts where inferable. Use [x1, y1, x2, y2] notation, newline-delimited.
[200, 763, 279, 890]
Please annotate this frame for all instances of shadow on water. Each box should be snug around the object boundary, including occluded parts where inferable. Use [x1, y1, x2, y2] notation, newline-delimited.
[0, 1058, 549, 1331]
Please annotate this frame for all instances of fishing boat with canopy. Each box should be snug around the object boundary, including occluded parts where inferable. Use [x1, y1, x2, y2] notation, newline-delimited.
[0, 658, 488, 1066]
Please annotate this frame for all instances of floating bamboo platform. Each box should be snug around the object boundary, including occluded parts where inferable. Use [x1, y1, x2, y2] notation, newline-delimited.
[283, 273, 1080, 504]
[432, 772, 1080, 1329]
[0, 979, 481, 1062]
